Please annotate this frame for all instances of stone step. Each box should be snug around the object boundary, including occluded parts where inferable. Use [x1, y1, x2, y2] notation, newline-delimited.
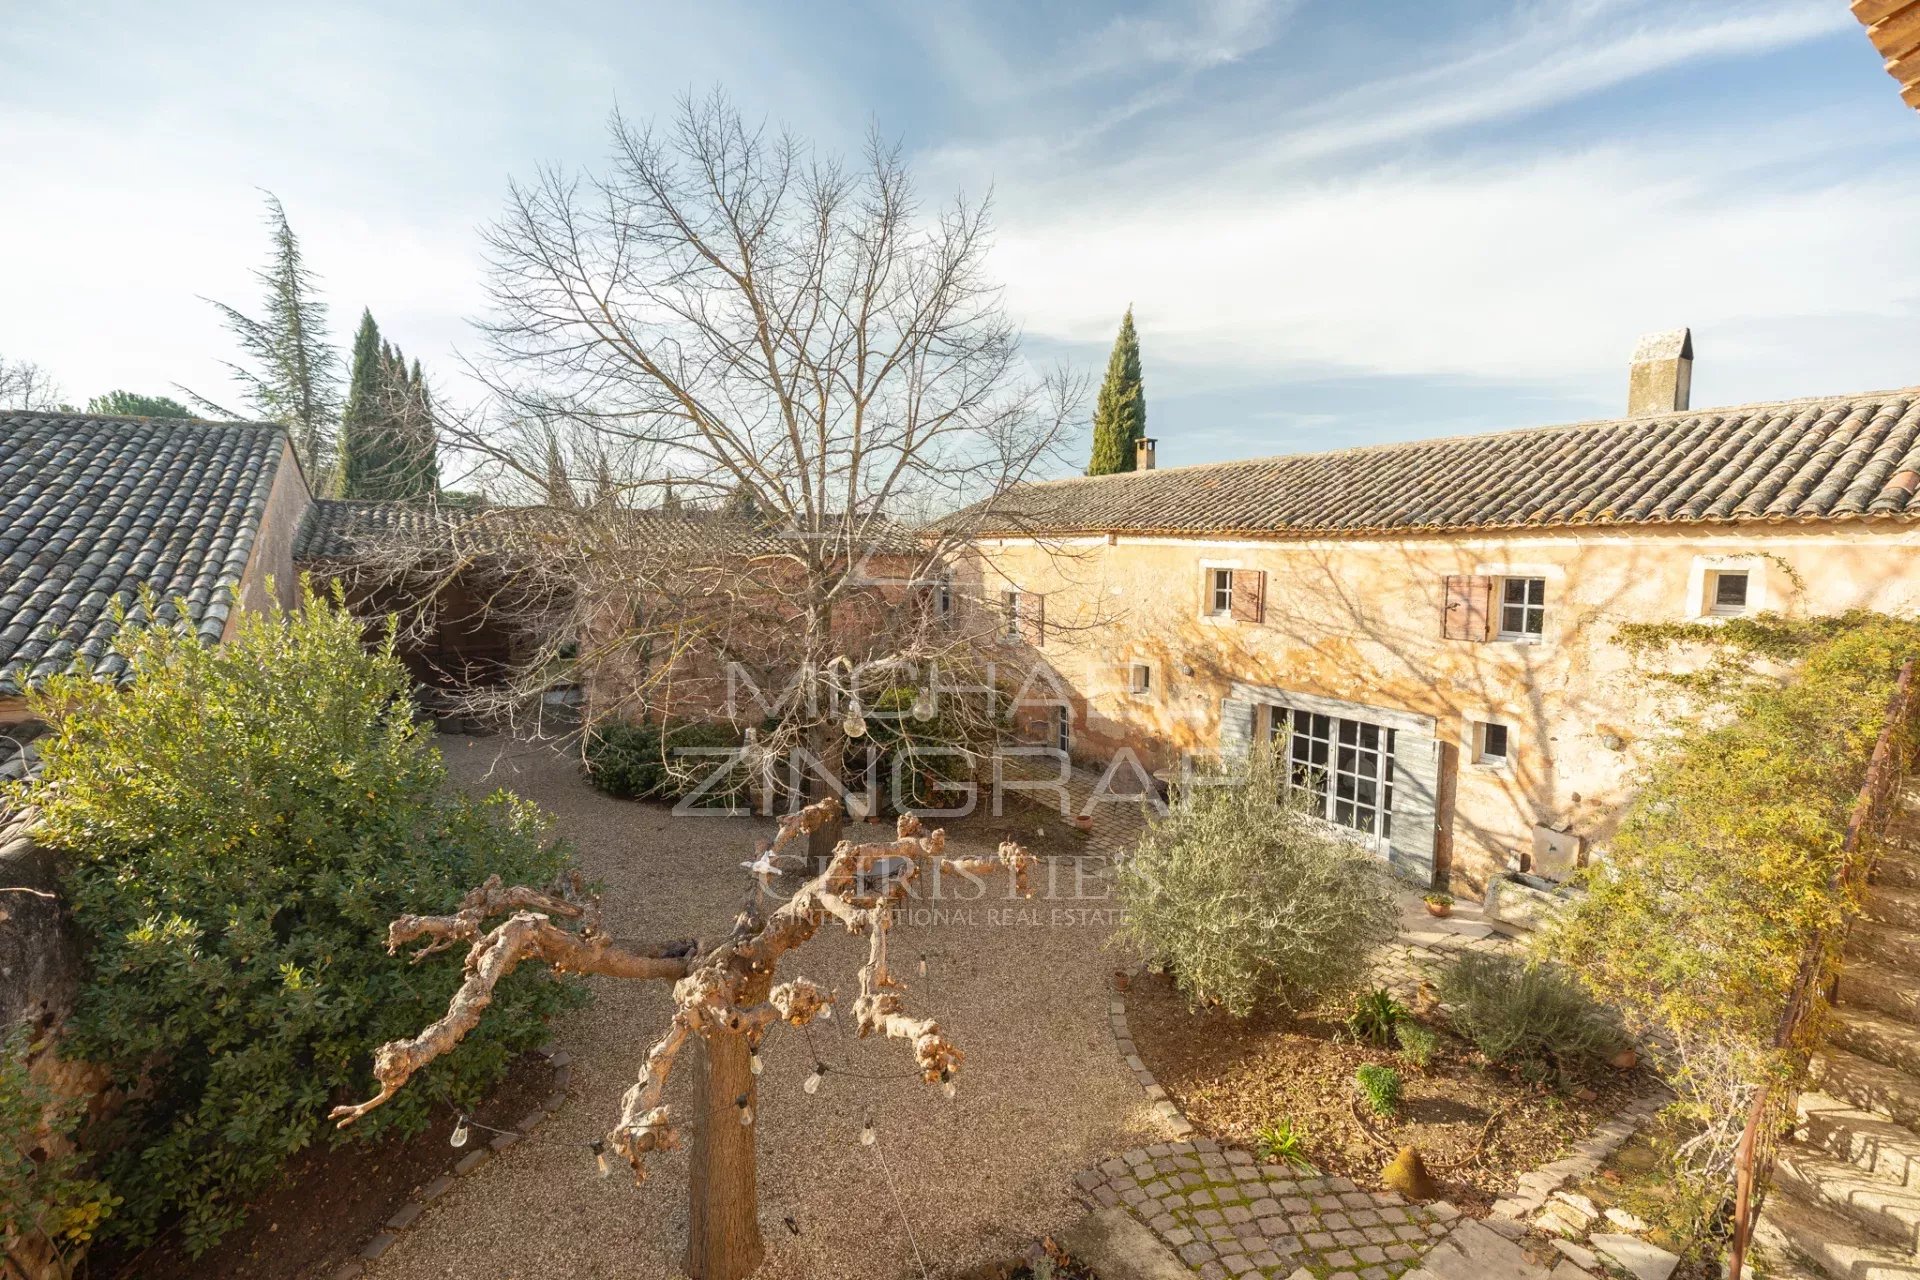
[1775, 1147, 1920, 1250]
[1815, 1047, 1920, 1133]
[1755, 1180, 1918, 1280]
[1834, 1005, 1920, 1077]
[1841, 959, 1920, 1025]
[1850, 922, 1920, 973]
[1798, 1090, 1920, 1189]
[1862, 886, 1920, 933]
[1874, 844, 1920, 892]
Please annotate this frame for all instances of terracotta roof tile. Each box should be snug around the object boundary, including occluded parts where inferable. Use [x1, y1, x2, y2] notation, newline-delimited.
[973, 390, 1920, 539]
[0, 412, 285, 695]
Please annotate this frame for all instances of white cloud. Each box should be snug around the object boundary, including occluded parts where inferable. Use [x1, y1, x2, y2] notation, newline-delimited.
[991, 141, 1920, 403]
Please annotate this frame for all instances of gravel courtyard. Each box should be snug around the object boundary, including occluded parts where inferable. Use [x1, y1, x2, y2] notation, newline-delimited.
[352, 735, 1160, 1280]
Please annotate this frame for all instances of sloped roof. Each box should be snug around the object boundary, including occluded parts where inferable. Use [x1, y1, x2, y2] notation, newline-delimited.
[974, 390, 1920, 540]
[296, 498, 919, 563]
[0, 412, 286, 694]
[1855, 0, 1920, 110]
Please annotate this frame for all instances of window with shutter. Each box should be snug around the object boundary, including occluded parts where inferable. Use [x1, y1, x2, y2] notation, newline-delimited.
[1230, 569, 1266, 623]
[1442, 575, 1495, 641]
[1204, 568, 1234, 617]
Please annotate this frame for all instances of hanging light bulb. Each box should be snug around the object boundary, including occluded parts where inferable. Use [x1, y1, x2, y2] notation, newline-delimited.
[817, 1002, 833, 1021]
[449, 1116, 470, 1148]
[842, 699, 867, 738]
[591, 1138, 612, 1179]
[911, 688, 937, 722]
[917, 953, 928, 978]
[859, 1110, 876, 1147]
[736, 1093, 754, 1126]
[941, 1069, 957, 1100]
[750, 1052, 763, 1076]
[803, 1063, 828, 1095]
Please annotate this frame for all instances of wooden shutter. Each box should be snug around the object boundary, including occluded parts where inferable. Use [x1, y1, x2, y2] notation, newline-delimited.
[1230, 569, 1266, 623]
[1388, 732, 1443, 888]
[1218, 696, 1256, 763]
[1018, 593, 1045, 647]
[1442, 574, 1494, 641]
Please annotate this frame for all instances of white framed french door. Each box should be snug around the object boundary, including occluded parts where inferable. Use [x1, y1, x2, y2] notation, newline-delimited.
[1269, 705, 1397, 855]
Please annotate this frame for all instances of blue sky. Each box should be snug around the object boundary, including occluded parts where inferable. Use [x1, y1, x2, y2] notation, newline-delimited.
[2, 0, 1916, 474]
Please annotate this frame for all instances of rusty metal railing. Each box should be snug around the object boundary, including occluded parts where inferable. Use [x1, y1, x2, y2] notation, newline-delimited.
[1726, 657, 1919, 1278]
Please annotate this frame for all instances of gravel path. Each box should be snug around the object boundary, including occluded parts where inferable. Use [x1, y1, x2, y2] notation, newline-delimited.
[350, 736, 1160, 1280]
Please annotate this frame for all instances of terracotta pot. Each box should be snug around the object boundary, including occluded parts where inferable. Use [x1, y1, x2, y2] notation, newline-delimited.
[1073, 814, 1095, 832]
[1574, 1086, 1599, 1102]
[1112, 970, 1131, 992]
[1609, 1048, 1640, 1071]
[1424, 901, 1451, 918]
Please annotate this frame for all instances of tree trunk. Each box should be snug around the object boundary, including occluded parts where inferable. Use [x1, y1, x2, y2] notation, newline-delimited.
[685, 973, 767, 1280]
[806, 726, 846, 873]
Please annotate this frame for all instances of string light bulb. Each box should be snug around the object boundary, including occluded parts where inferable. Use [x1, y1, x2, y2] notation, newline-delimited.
[736, 1093, 754, 1126]
[449, 1116, 470, 1148]
[750, 1049, 763, 1076]
[941, 1069, 957, 1100]
[911, 688, 937, 721]
[803, 1063, 828, 1095]
[917, 954, 928, 977]
[591, 1138, 612, 1178]
[859, 1110, 876, 1147]
[842, 701, 867, 738]
[818, 1002, 833, 1021]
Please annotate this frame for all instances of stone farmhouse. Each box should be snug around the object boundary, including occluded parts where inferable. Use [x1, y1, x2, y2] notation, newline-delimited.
[8, 332, 1920, 902]
[967, 331, 1920, 894]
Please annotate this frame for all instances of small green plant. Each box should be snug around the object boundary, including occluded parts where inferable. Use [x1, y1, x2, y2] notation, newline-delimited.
[1395, 1021, 1439, 1070]
[0, 1026, 118, 1261]
[1346, 986, 1410, 1046]
[1423, 891, 1453, 909]
[1355, 1064, 1403, 1117]
[1437, 952, 1622, 1081]
[1253, 1117, 1315, 1171]
[584, 720, 751, 805]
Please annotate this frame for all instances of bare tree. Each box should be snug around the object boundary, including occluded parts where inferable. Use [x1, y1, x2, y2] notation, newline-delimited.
[409, 90, 1081, 855]
[0, 355, 63, 411]
[331, 798, 1033, 1280]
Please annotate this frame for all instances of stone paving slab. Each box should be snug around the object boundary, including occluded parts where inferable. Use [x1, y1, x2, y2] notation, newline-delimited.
[1074, 1141, 1459, 1280]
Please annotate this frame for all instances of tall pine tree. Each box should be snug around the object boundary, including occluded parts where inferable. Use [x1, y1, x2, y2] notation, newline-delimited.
[1086, 307, 1146, 475]
[196, 193, 343, 481]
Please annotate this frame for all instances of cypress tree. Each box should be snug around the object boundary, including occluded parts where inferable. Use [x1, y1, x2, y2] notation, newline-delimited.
[1087, 307, 1147, 476]
[338, 310, 387, 497]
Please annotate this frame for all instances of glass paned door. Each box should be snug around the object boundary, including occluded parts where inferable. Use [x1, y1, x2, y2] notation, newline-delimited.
[1271, 706, 1396, 850]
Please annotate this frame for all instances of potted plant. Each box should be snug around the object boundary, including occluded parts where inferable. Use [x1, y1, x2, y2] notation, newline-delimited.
[1423, 891, 1454, 918]
[1072, 812, 1095, 833]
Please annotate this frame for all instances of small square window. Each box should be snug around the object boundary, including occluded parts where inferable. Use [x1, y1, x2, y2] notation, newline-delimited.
[1055, 706, 1072, 754]
[1128, 663, 1152, 694]
[1473, 721, 1511, 767]
[1498, 577, 1546, 639]
[1710, 570, 1750, 616]
[1206, 568, 1234, 616]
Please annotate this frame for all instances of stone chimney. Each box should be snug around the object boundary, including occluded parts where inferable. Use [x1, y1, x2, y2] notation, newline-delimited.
[1135, 437, 1157, 471]
[1627, 328, 1693, 417]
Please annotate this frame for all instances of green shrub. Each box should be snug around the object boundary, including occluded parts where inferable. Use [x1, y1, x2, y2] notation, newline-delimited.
[1437, 952, 1621, 1081]
[1346, 987, 1409, 1046]
[1548, 613, 1920, 1168]
[584, 719, 750, 806]
[861, 684, 996, 812]
[14, 583, 583, 1253]
[0, 1026, 117, 1261]
[1395, 1021, 1439, 1070]
[1355, 1064, 1402, 1117]
[1253, 1117, 1314, 1170]
[1114, 743, 1399, 1017]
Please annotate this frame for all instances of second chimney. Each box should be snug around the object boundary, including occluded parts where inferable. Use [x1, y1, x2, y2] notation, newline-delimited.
[1135, 437, 1157, 471]
[1628, 328, 1693, 416]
